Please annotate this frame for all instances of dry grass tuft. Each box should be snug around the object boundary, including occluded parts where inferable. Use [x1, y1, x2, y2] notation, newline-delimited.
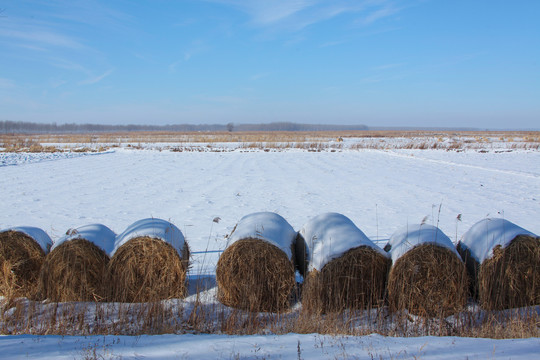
[388, 244, 468, 317]
[38, 239, 109, 302]
[478, 235, 540, 310]
[302, 246, 390, 314]
[0, 231, 45, 299]
[216, 238, 295, 313]
[108, 237, 190, 303]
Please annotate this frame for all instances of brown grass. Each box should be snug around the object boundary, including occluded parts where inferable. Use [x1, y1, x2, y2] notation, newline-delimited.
[388, 244, 468, 317]
[216, 238, 295, 313]
[0, 231, 45, 299]
[478, 235, 540, 310]
[108, 237, 190, 303]
[302, 246, 390, 314]
[38, 239, 110, 302]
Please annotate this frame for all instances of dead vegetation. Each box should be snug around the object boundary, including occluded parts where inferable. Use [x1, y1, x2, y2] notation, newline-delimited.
[1, 130, 539, 152]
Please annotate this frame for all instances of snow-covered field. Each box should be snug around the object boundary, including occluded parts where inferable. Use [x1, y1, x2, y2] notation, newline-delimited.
[1, 143, 539, 359]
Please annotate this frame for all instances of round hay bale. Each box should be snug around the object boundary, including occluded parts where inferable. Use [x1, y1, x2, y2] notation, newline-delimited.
[39, 239, 110, 302]
[299, 213, 390, 314]
[387, 224, 467, 317]
[303, 246, 390, 314]
[459, 218, 539, 310]
[37, 224, 115, 302]
[108, 218, 190, 303]
[216, 212, 296, 312]
[217, 238, 295, 312]
[0, 228, 50, 298]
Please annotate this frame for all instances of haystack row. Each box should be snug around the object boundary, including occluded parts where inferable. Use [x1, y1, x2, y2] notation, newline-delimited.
[2, 215, 538, 316]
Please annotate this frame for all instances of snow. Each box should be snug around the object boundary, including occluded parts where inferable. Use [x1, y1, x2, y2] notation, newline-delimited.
[227, 212, 296, 259]
[299, 212, 388, 271]
[387, 224, 460, 263]
[2, 226, 53, 253]
[51, 223, 117, 255]
[112, 218, 186, 257]
[0, 333, 538, 359]
[1, 144, 539, 357]
[459, 218, 537, 263]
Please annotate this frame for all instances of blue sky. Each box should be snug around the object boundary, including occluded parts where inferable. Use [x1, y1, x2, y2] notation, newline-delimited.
[1, 0, 539, 129]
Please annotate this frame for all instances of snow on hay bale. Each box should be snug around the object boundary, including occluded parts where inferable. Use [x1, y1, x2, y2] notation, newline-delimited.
[386, 224, 467, 317]
[457, 218, 539, 310]
[0, 227, 52, 298]
[298, 213, 390, 314]
[38, 224, 115, 302]
[216, 212, 296, 312]
[108, 218, 190, 303]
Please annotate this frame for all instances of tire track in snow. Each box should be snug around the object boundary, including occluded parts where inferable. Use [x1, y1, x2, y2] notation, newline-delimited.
[384, 150, 540, 179]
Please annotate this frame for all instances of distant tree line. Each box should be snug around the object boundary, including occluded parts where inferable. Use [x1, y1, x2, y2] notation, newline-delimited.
[0, 120, 369, 134]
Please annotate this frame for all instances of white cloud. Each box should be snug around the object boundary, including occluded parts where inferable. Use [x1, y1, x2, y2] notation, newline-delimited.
[79, 69, 114, 85]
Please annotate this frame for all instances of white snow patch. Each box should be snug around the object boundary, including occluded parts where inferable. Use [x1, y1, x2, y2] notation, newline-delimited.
[3, 226, 53, 253]
[459, 218, 537, 263]
[112, 218, 186, 257]
[299, 212, 388, 271]
[387, 224, 459, 263]
[51, 224, 117, 255]
[227, 212, 296, 259]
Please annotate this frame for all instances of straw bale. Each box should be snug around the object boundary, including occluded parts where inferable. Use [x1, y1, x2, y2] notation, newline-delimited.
[0, 230, 45, 298]
[216, 238, 295, 312]
[387, 244, 468, 317]
[108, 236, 190, 303]
[38, 238, 109, 302]
[478, 235, 540, 310]
[302, 245, 390, 314]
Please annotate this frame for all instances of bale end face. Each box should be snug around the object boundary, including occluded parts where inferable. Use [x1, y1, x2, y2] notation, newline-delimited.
[108, 237, 189, 303]
[302, 246, 390, 314]
[388, 244, 468, 317]
[479, 235, 540, 310]
[38, 238, 110, 302]
[216, 238, 295, 313]
[0, 231, 45, 299]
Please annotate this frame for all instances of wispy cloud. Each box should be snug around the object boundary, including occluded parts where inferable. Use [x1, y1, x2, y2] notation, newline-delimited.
[202, 0, 402, 31]
[372, 63, 404, 70]
[79, 69, 114, 85]
[0, 27, 83, 49]
[320, 39, 348, 48]
[204, 0, 316, 25]
[0, 78, 16, 89]
[250, 72, 270, 81]
[357, 3, 400, 25]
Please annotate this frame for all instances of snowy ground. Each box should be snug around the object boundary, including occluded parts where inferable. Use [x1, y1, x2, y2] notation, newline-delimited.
[1, 333, 539, 359]
[1, 143, 539, 358]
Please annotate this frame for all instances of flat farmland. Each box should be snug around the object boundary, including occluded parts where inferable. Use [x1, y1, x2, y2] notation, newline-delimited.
[0, 132, 539, 359]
